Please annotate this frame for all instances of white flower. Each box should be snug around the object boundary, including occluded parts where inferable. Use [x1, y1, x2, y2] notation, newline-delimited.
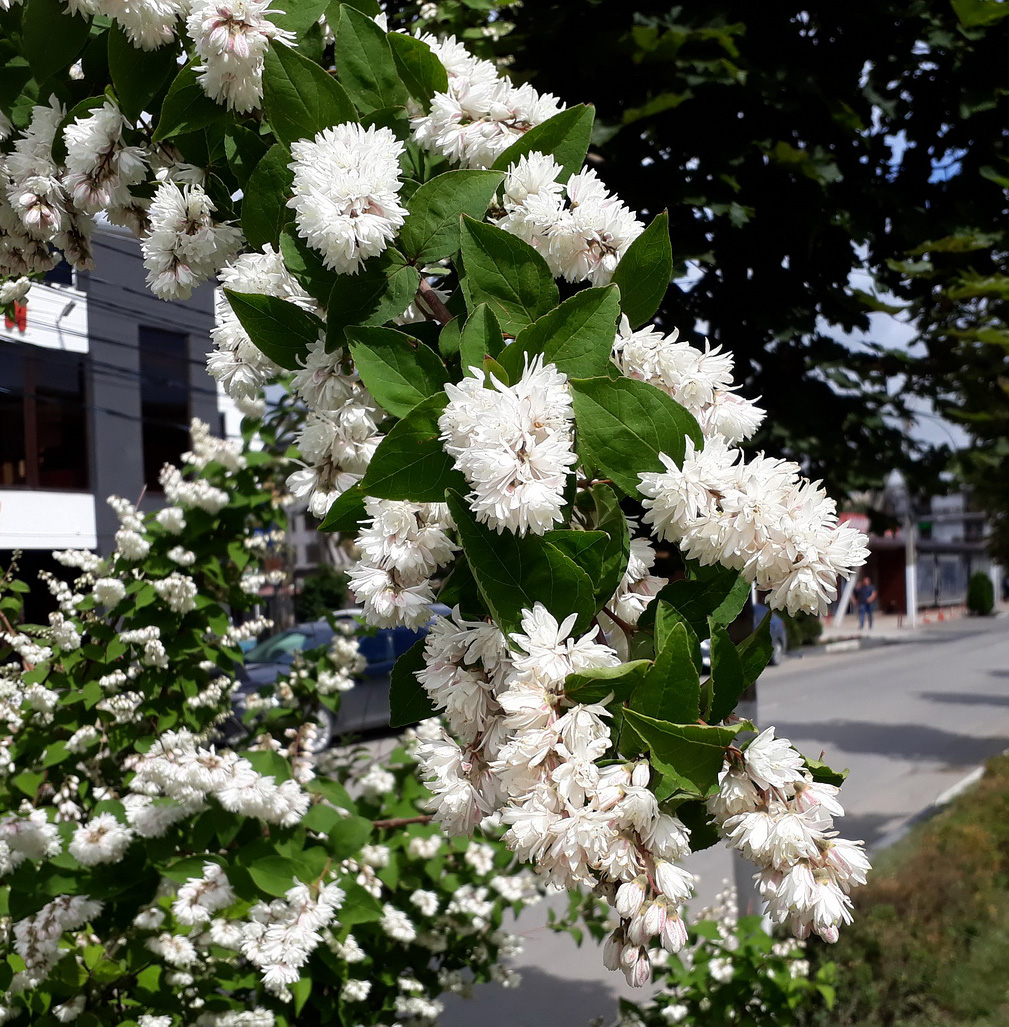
[342, 978, 372, 1001]
[743, 728, 806, 791]
[63, 101, 147, 213]
[156, 506, 187, 533]
[93, 577, 126, 606]
[95, 0, 188, 50]
[153, 572, 198, 614]
[409, 889, 440, 916]
[187, 0, 294, 112]
[68, 813, 133, 866]
[288, 123, 407, 274]
[379, 903, 416, 943]
[440, 356, 578, 535]
[509, 603, 619, 687]
[0, 276, 31, 304]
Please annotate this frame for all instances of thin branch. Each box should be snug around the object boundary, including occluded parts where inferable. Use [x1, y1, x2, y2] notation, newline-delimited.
[371, 814, 433, 829]
[602, 606, 637, 636]
[416, 278, 453, 327]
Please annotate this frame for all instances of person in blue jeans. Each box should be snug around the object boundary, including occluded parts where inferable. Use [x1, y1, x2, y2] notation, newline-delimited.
[854, 576, 877, 629]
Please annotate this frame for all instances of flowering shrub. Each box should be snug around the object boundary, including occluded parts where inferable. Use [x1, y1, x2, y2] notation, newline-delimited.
[1, 0, 873, 1000]
[0, 422, 540, 1023]
[617, 884, 837, 1026]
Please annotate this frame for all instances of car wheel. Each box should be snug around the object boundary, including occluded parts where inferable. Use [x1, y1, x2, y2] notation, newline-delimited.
[769, 639, 785, 666]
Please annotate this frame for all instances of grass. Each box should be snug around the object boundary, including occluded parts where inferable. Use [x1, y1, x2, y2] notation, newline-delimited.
[798, 754, 1009, 1027]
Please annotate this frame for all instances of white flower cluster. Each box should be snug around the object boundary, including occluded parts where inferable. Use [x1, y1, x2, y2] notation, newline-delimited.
[500, 152, 644, 286]
[411, 34, 564, 169]
[92, 0, 189, 51]
[142, 181, 243, 300]
[0, 809, 62, 872]
[348, 499, 457, 628]
[130, 729, 310, 827]
[12, 895, 103, 992]
[0, 275, 30, 304]
[187, 0, 294, 113]
[184, 416, 248, 473]
[286, 355, 383, 517]
[638, 436, 869, 616]
[440, 356, 577, 535]
[417, 603, 695, 986]
[288, 123, 407, 275]
[63, 101, 147, 214]
[708, 728, 870, 943]
[605, 536, 668, 631]
[172, 862, 237, 925]
[160, 463, 230, 514]
[612, 316, 765, 444]
[208, 246, 316, 399]
[238, 881, 344, 993]
[68, 811, 133, 866]
[153, 572, 199, 614]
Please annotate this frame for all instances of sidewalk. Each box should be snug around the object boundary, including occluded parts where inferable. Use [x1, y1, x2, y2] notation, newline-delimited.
[817, 600, 1006, 646]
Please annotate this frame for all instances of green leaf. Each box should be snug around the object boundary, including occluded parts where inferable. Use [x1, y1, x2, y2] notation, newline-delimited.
[22, 0, 91, 85]
[564, 660, 650, 705]
[389, 637, 437, 727]
[498, 285, 621, 381]
[318, 483, 368, 533]
[334, 5, 408, 112]
[108, 26, 178, 123]
[400, 170, 505, 264]
[706, 623, 746, 723]
[153, 62, 228, 143]
[223, 290, 323, 370]
[225, 126, 270, 190]
[326, 250, 419, 344]
[270, 0, 332, 34]
[329, 815, 373, 860]
[803, 756, 849, 787]
[491, 104, 595, 183]
[590, 484, 631, 608]
[458, 303, 504, 372]
[737, 610, 773, 685]
[569, 375, 703, 496]
[241, 144, 295, 250]
[654, 600, 701, 669]
[359, 393, 467, 502]
[544, 529, 609, 607]
[952, 0, 1009, 26]
[459, 217, 559, 335]
[347, 326, 449, 417]
[263, 41, 357, 147]
[622, 710, 741, 794]
[446, 489, 595, 637]
[340, 883, 384, 925]
[632, 622, 700, 724]
[642, 564, 748, 639]
[388, 31, 448, 109]
[280, 228, 334, 304]
[249, 856, 306, 897]
[611, 211, 672, 328]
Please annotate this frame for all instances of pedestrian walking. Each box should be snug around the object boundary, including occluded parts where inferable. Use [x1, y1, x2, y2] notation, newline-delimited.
[855, 575, 877, 630]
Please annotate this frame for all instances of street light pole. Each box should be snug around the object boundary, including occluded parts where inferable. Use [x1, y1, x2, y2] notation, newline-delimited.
[904, 510, 918, 630]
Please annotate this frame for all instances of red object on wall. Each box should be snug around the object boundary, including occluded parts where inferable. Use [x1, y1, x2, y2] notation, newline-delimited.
[4, 301, 27, 332]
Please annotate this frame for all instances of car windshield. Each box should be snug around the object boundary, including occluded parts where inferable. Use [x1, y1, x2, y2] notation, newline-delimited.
[245, 627, 329, 664]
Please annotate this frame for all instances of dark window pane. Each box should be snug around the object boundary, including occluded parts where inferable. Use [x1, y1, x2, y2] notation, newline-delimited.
[35, 358, 88, 489]
[139, 326, 189, 490]
[0, 346, 26, 486]
[44, 261, 74, 287]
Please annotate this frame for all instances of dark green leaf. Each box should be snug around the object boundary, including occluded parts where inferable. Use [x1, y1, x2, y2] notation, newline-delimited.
[347, 326, 449, 417]
[329, 815, 373, 860]
[334, 5, 408, 112]
[737, 610, 773, 685]
[318, 483, 368, 533]
[544, 529, 609, 607]
[280, 228, 334, 304]
[674, 799, 721, 851]
[153, 62, 229, 142]
[446, 490, 595, 637]
[109, 26, 178, 123]
[631, 622, 700, 724]
[389, 637, 436, 727]
[249, 856, 306, 897]
[643, 564, 748, 639]
[359, 393, 466, 501]
[263, 41, 357, 147]
[22, 0, 91, 85]
[803, 756, 849, 787]
[611, 211, 672, 328]
[388, 31, 448, 109]
[225, 126, 270, 190]
[459, 216, 559, 335]
[327, 250, 419, 345]
[270, 0, 332, 34]
[458, 303, 504, 371]
[400, 170, 505, 264]
[590, 484, 631, 608]
[492, 104, 595, 183]
[223, 290, 323, 370]
[707, 623, 746, 723]
[654, 600, 701, 668]
[498, 285, 621, 381]
[340, 883, 383, 925]
[241, 144, 295, 250]
[564, 660, 651, 704]
[569, 375, 703, 495]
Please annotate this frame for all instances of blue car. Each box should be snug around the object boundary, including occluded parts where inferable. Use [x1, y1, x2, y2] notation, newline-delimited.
[230, 605, 449, 748]
[700, 602, 788, 670]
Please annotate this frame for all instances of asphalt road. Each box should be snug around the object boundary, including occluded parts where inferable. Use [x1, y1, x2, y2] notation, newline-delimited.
[434, 613, 1009, 1027]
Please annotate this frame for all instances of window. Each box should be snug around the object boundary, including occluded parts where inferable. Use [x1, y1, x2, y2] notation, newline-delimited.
[0, 342, 88, 490]
[139, 326, 190, 490]
[44, 260, 75, 288]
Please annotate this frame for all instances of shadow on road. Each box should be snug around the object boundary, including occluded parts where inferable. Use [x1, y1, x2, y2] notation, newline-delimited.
[840, 812, 904, 848]
[772, 719, 1009, 768]
[918, 690, 1009, 707]
[438, 967, 619, 1027]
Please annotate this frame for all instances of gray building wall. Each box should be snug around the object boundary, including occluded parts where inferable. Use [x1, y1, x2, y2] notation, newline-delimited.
[79, 224, 220, 553]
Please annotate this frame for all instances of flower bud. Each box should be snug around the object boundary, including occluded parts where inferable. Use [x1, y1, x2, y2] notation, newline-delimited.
[602, 928, 624, 971]
[619, 941, 640, 970]
[661, 912, 688, 953]
[654, 860, 694, 903]
[624, 946, 652, 988]
[631, 761, 650, 789]
[615, 876, 647, 919]
[626, 908, 650, 946]
[642, 895, 669, 936]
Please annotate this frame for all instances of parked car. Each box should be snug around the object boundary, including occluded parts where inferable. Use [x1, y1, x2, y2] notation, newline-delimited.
[228, 605, 450, 749]
[700, 603, 788, 670]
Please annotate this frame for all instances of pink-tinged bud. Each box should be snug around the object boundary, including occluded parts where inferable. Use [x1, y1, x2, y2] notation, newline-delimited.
[654, 860, 694, 903]
[626, 909, 650, 946]
[661, 913, 688, 953]
[631, 761, 650, 788]
[619, 941, 639, 970]
[602, 928, 624, 971]
[615, 876, 647, 919]
[627, 947, 652, 988]
[642, 895, 668, 936]
[817, 924, 839, 944]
